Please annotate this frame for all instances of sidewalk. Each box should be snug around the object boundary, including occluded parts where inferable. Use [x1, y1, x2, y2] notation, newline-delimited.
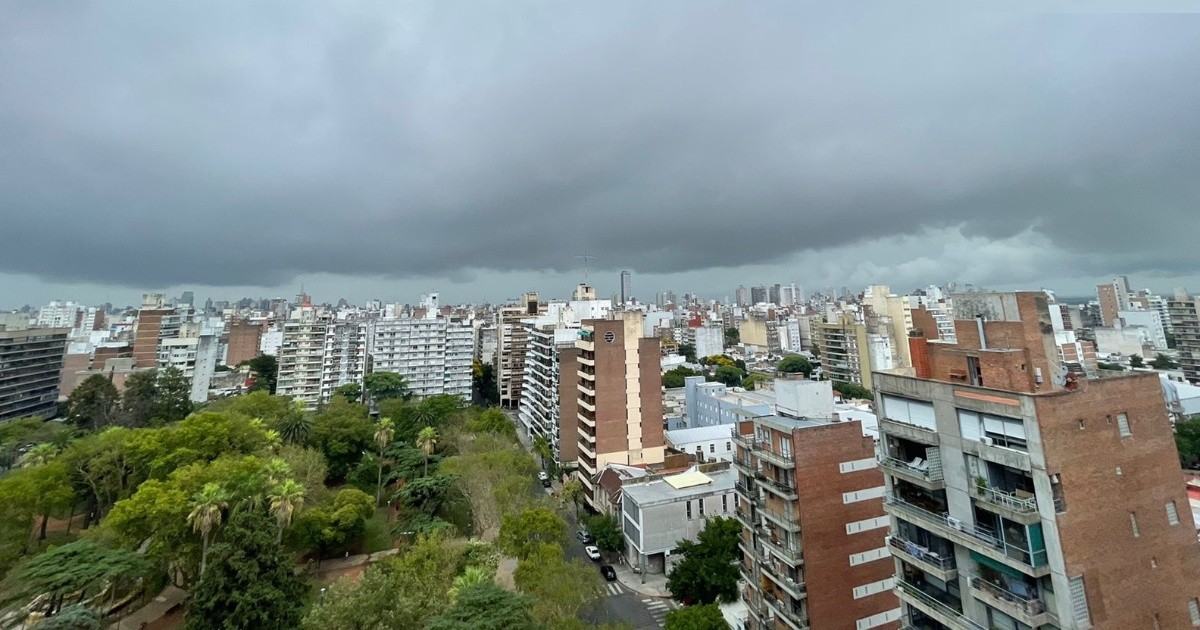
[612, 560, 672, 598]
[110, 585, 185, 630]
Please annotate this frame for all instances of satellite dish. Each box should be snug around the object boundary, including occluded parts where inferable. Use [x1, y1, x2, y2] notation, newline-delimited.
[1052, 366, 1069, 387]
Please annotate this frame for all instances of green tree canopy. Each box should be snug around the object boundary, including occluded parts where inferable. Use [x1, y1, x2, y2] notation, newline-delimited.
[426, 582, 535, 630]
[1176, 416, 1200, 469]
[243, 354, 278, 394]
[290, 487, 375, 558]
[663, 366, 702, 389]
[1153, 353, 1178, 369]
[667, 516, 742, 605]
[35, 604, 103, 630]
[120, 370, 160, 428]
[152, 366, 194, 423]
[67, 374, 120, 431]
[741, 374, 769, 391]
[184, 507, 307, 630]
[0, 539, 151, 616]
[1129, 354, 1145, 368]
[465, 408, 515, 438]
[364, 371, 410, 403]
[777, 355, 813, 377]
[498, 507, 567, 560]
[582, 514, 624, 554]
[723, 327, 739, 345]
[711, 366, 743, 387]
[665, 604, 730, 630]
[513, 543, 604, 625]
[310, 398, 374, 480]
[833, 381, 873, 401]
[679, 343, 697, 363]
[335, 382, 363, 404]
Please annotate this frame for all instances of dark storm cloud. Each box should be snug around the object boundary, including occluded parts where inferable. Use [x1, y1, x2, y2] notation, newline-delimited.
[1, 2, 1198, 289]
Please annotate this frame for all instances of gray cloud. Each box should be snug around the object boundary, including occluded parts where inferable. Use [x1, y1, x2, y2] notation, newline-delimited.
[1, 3, 1199, 299]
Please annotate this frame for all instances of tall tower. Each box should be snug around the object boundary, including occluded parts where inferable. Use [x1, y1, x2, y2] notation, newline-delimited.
[620, 271, 632, 305]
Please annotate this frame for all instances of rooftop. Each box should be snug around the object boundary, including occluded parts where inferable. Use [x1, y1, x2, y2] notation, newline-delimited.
[665, 424, 735, 445]
[622, 464, 737, 506]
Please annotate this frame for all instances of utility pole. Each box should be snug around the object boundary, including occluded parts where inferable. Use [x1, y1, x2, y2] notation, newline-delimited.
[574, 253, 598, 281]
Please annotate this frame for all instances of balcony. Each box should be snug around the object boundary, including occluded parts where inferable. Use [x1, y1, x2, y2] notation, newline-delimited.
[970, 485, 1041, 525]
[893, 580, 985, 630]
[579, 399, 595, 412]
[879, 455, 944, 490]
[967, 575, 1052, 627]
[887, 535, 957, 582]
[960, 438, 1032, 473]
[577, 355, 595, 366]
[578, 383, 596, 397]
[762, 592, 808, 630]
[577, 369, 595, 382]
[757, 474, 799, 501]
[732, 456, 755, 476]
[734, 507, 756, 529]
[759, 505, 802, 532]
[755, 446, 796, 470]
[760, 536, 803, 567]
[883, 495, 1049, 577]
[735, 481, 756, 498]
[879, 417, 940, 446]
[761, 562, 806, 600]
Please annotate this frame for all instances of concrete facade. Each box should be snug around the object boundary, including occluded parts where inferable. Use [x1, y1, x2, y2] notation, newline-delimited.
[621, 463, 737, 574]
[0, 328, 69, 422]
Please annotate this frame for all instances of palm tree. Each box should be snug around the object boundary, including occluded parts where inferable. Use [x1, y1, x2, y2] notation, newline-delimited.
[416, 426, 438, 477]
[268, 479, 305, 542]
[187, 483, 228, 576]
[19, 443, 57, 468]
[373, 418, 395, 506]
[448, 566, 491, 603]
[276, 412, 313, 445]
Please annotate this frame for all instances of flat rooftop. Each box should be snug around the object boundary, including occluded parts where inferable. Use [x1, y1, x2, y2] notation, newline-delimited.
[622, 466, 737, 506]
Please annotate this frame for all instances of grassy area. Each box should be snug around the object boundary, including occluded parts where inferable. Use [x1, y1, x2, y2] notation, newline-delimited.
[361, 508, 395, 554]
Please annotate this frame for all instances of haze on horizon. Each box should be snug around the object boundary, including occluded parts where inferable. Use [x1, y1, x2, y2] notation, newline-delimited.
[2, 2, 1199, 308]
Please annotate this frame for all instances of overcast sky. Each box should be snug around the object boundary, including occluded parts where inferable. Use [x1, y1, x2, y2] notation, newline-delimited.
[2, 2, 1198, 308]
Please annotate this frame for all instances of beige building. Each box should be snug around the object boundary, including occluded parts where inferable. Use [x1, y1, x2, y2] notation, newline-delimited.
[495, 292, 543, 408]
[817, 312, 872, 389]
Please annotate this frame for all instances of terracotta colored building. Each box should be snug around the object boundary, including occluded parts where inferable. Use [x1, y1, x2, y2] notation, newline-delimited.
[736, 415, 901, 630]
[225, 320, 264, 367]
[877, 290, 1200, 629]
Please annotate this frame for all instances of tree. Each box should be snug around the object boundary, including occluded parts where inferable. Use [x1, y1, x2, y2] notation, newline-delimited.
[334, 382, 363, 404]
[1153, 353, 1178, 369]
[300, 532, 465, 629]
[35, 605, 103, 630]
[0, 540, 150, 617]
[472, 360, 500, 406]
[465, 408, 515, 438]
[67, 375, 120, 431]
[777, 355, 813, 377]
[374, 418, 396, 505]
[498, 507, 567, 560]
[705, 355, 736, 369]
[448, 566, 492, 603]
[268, 479, 305, 542]
[120, 370, 159, 427]
[1176, 416, 1200, 469]
[562, 478, 586, 519]
[582, 514, 624, 554]
[244, 354, 278, 394]
[833, 381, 873, 401]
[665, 604, 730, 630]
[20, 442, 58, 468]
[663, 366, 702, 389]
[310, 399, 374, 480]
[741, 373, 769, 391]
[724, 327, 739, 345]
[712, 366, 743, 387]
[513, 543, 604, 624]
[1097, 361, 1126, 371]
[364, 371, 410, 403]
[394, 474, 456, 520]
[188, 482, 228, 576]
[184, 507, 307, 630]
[426, 582, 535, 630]
[679, 343, 697, 363]
[152, 366, 194, 422]
[418, 426, 438, 477]
[290, 488, 375, 558]
[667, 516, 742, 605]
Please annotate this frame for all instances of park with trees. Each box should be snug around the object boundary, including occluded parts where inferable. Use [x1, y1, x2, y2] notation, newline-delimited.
[0, 366, 635, 629]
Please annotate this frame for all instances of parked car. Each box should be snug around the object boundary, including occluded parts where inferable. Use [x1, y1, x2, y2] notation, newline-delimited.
[537, 471, 549, 481]
[599, 565, 617, 581]
[585, 545, 601, 561]
[541, 477, 552, 488]
[576, 529, 594, 544]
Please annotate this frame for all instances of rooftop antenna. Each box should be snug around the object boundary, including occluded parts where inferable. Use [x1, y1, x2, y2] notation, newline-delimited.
[575, 253, 598, 281]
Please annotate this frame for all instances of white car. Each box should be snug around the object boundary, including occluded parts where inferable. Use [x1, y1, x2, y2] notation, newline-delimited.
[585, 545, 602, 561]
[537, 471, 549, 481]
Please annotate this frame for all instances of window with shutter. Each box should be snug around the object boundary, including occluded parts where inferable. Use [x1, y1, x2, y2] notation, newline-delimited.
[1069, 576, 1091, 626]
[1117, 413, 1132, 437]
[1168, 501, 1181, 526]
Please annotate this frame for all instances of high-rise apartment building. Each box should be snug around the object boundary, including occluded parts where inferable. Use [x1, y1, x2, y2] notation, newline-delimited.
[225, 320, 264, 367]
[320, 318, 369, 403]
[878, 291, 1200, 629]
[496, 292, 543, 408]
[575, 311, 665, 508]
[158, 326, 219, 403]
[818, 312, 872, 389]
[736, 285, 750, 308]
[372, 294, 473, 400]
[751, 285, 769, 305]
[736, 413, 900, 630]
[0, 328, 69, 422]
[620, 270, 632, 305]
[276, 306, 330, 410]
[132, 293, 186, 368]
[34, 300, 84, 330]
[1168, 289, 1199, 384]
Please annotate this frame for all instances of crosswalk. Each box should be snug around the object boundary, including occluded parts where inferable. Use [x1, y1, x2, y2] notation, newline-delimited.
[641, 597, 679, 627]
[605, 582, 625, 596]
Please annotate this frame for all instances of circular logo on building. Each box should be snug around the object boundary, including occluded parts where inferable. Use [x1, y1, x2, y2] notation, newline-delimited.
[604, 331, 616, 343]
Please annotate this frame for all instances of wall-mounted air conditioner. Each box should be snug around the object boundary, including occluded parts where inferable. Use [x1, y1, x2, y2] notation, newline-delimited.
[946, 516, 963, 530]
[980, 437, 994, 446]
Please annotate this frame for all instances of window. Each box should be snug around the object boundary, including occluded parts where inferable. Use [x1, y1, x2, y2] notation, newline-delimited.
[1117, 413, 1132, 437]
[1069, 576, 1091, 626]
[698, 499, 705, 516]
[1189, 598, 1200, 626]
[959, 410, 1028, 451]
[1168, 501, 1181, 526]
[882, 395, 936, 430]
[686, 501, 692, 519]
[726, 441, 731, 451]
[722, 495, 728, 513]
[1130, 512, 1141, 538]
[709, 444, 715, 453]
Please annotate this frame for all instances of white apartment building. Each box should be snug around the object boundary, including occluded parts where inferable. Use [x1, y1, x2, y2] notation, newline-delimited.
[665, 425, 736, 462]
[158, 333, 219, 403]
[1117, 309, 1168, 351]
[320, 318, 369, 403]
[371, 294, 473, 400]
[276, 306, 330, 410]
[686, 323, 725, 360]
[35, 300, 84, 330]
[622, 463, 737, 575]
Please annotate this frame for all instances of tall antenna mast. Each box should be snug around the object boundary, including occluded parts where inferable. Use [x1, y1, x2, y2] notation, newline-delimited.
[574, 253, 598, 281]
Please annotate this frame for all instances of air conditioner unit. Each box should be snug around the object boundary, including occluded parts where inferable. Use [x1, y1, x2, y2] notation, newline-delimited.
[946, 517, 963, 530]
[786, 578, 796, 585]
[980, 437, 994, 446]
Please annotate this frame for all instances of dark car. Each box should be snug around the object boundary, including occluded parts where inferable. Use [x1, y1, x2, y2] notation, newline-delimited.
[599, 565, 617, 581]
[541, 477, 552, 488]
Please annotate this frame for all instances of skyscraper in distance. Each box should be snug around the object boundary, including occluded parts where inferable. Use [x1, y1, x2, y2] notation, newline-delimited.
[620, 270, 632, 305]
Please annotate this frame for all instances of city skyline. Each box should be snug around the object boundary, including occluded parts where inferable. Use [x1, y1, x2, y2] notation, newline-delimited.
[3, 5, 1200, 306]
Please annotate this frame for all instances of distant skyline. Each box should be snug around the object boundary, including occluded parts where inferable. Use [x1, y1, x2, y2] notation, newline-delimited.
[2, 4, 1199, 307]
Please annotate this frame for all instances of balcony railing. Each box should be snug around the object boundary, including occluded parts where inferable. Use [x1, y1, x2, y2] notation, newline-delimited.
[887, 535, 955, 571]
[760, 505, 801, 532]
[972, 486, 1038, 514]
[762, 593, 809, 630]
[879, 455, 944, 485]
[756, 474, 799, 500]
[760, 562, 806, 600]
[894, 580, 986, 630]
[884, 495, 1048, 569]
[967, 575, 1048, 622]
[761, 536, 803, 566]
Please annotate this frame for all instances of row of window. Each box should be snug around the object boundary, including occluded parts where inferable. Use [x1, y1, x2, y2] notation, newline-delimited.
[684, 494, 732, 519]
